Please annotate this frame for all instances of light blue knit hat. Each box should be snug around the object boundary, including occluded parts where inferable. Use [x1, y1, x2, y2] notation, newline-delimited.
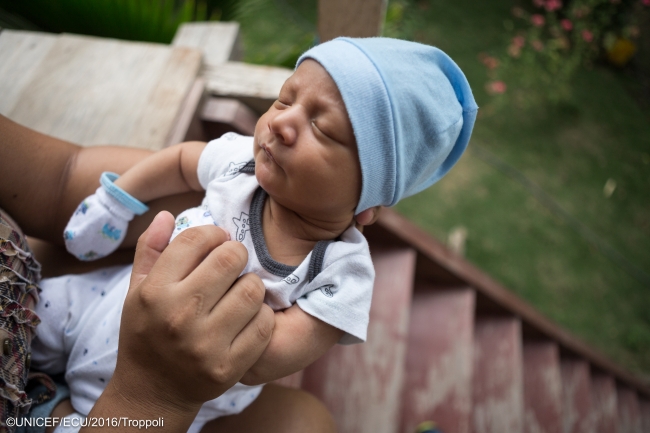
[297, 37, 478, 214]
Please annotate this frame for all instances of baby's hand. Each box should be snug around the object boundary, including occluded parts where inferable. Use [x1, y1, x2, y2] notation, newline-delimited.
[64, 186, 135, 260]
[64, 172, 149, 260]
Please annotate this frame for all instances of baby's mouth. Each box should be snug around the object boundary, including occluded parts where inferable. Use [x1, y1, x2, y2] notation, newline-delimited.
[260, 142, 276, 164]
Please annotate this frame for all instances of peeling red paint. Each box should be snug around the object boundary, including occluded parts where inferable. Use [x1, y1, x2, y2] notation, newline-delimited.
[302, 246, 416, 433]
[617, 387, 642, 433]
[400, 288, 475, 433]
[522, 342, 562, 433]
[560, 359, 593, 433]
[590, 375, 617, 433]
[472, 317, 524, 433]
[639, 399, 650, 432]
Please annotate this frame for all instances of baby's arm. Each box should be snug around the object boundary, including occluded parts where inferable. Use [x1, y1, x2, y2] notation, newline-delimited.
[114, 141, 206, 201]
[64, 142, 206, 259]
[239, 305, 344, 385]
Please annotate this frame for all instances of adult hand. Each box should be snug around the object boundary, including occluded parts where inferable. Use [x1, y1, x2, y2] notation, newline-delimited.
[82, 211, 275, 432]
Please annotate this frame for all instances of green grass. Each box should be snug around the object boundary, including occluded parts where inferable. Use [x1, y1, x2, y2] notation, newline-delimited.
[237, 0, 650, 377]
[389, 0, 650, 377]
[236, 0, 317, 67]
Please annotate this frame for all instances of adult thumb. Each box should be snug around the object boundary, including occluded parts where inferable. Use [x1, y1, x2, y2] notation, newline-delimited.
[130, 211, 175, 289]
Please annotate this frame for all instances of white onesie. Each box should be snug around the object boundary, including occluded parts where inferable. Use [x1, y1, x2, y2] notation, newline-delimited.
[32, 133, 375, 432]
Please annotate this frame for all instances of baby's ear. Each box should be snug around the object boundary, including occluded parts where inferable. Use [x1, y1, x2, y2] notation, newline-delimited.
[355, 206, 382, 228]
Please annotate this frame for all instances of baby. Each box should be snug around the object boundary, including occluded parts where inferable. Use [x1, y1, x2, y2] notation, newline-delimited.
[32, 37, 477, 432]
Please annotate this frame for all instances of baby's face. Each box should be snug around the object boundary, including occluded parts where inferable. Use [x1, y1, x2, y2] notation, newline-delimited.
[253, 59, 361, 221]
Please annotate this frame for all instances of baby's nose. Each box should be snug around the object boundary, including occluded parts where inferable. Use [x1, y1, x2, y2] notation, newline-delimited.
[269, 113, 298, 145]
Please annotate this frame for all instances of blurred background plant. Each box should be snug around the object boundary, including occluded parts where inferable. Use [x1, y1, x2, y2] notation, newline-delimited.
[0, 0, 239, 43]
[483, 0, 649, 107]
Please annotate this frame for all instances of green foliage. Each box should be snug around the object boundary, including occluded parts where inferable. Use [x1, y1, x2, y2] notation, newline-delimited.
[0, 0, 240, 43]
[483, 0, 648, 106]
[237, 0, 317, 67]
[383, 0, 650, 376]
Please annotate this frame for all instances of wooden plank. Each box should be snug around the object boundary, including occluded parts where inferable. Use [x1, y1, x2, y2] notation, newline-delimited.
[472, 317, 524, 433]
[302, 246, 415, 433]
[522, 341, 563, 433]
[166, 77, 207, 146]
[400, 287, 475, 433]
[200, 97, 258, 138]
[203, 61, 292, 114]
[560, 359, 593, 433]
[130, 45, 202, 149]
[590, 375, 618, 433]
[4, 32, 200, 150]
[7, 33, 169, 146]
[374, 209, 650, 397]
[639, 399, 650, 432]
[617, 388, 642, 433]
[172, 21, 241, 65]
[318, 0, 387, 42]
[0, 30, 56, 114]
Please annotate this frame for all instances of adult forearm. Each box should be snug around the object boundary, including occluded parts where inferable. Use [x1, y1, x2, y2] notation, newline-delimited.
[79, 379, 199, 433]
[0, 115, 76, 241]
[0, 115, 203, 246]
[0, 115, 152, 241]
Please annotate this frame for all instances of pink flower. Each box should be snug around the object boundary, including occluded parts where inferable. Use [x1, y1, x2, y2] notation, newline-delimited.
[582, 29, 593, 42]
[561, 19, 573, 31]
[513, 35, 526, 48]
[545, 0, 562, 11]
[533, 0, 545, 7]
[532, 40, 544, 51]
[643, 0, 650, 6]
[531, 14, 545, 27]
[482, 56, 500, 69]
[508, 45, 522, 57]
[486, 81, 507, 94]
[512, 6, 525, 17]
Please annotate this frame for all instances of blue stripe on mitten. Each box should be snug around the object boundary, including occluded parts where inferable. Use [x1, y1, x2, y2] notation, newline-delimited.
[63, 186, 136, 261]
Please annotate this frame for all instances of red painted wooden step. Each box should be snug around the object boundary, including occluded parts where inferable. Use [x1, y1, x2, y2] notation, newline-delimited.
[560, 359, 593, 433]
[472, 317, 524, 433]
[522, 341, 563, 433]
[302, 245, 416, 433]
[590, 374, 618, 433]
[400, 287, 475, 433]
[617, 387, 642, 433]
[639, 399, 650, 432]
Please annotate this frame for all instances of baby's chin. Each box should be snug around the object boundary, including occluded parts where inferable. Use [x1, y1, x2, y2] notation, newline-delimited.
[252, 156, 273, 193]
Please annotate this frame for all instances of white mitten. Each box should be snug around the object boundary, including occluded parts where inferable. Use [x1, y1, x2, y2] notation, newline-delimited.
[64, 172, 148, 261]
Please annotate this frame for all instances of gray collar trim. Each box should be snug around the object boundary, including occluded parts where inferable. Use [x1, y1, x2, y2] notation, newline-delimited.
[249, 187, 298, 277]
[307, 240, 333, 282]
[240, 160, 255, 174]
[247, 160, 334, 280]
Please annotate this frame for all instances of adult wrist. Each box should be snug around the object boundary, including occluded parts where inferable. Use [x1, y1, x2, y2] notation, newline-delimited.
[83, 377, 201, 432]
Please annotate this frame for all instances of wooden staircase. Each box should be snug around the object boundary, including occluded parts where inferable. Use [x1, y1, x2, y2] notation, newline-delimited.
[272, 210, 650, 433]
